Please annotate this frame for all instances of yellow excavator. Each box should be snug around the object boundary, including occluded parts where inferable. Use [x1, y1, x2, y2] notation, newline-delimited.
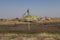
[23, 9, 39, 22]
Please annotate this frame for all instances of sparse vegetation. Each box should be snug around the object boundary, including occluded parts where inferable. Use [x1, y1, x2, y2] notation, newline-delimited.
[0, 33, 60, 40]
[0, 18, 60, 40]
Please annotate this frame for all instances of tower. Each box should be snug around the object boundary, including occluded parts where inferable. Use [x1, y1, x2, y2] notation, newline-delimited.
[26, 9, 31, 16]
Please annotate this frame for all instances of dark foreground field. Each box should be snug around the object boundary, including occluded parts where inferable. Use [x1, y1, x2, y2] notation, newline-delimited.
[0, 22, 60, 33]
[0, 22, 60, 40]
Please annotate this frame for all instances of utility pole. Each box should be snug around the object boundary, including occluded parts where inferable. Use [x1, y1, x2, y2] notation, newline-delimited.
[28, 21, 31, 32]
[27, 9, 31, 33]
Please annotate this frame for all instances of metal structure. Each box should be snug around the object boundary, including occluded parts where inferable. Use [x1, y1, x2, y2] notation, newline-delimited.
[23, 9, 39, 22]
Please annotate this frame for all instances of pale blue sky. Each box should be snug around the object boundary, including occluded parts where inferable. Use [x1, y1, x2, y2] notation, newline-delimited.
[0, 0, 60, 18]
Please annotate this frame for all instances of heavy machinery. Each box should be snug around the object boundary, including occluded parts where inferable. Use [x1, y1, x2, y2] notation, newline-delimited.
[23, 9, 39, 22]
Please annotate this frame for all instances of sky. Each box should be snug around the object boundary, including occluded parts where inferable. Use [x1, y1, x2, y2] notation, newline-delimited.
[0, 0, 60, 18]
